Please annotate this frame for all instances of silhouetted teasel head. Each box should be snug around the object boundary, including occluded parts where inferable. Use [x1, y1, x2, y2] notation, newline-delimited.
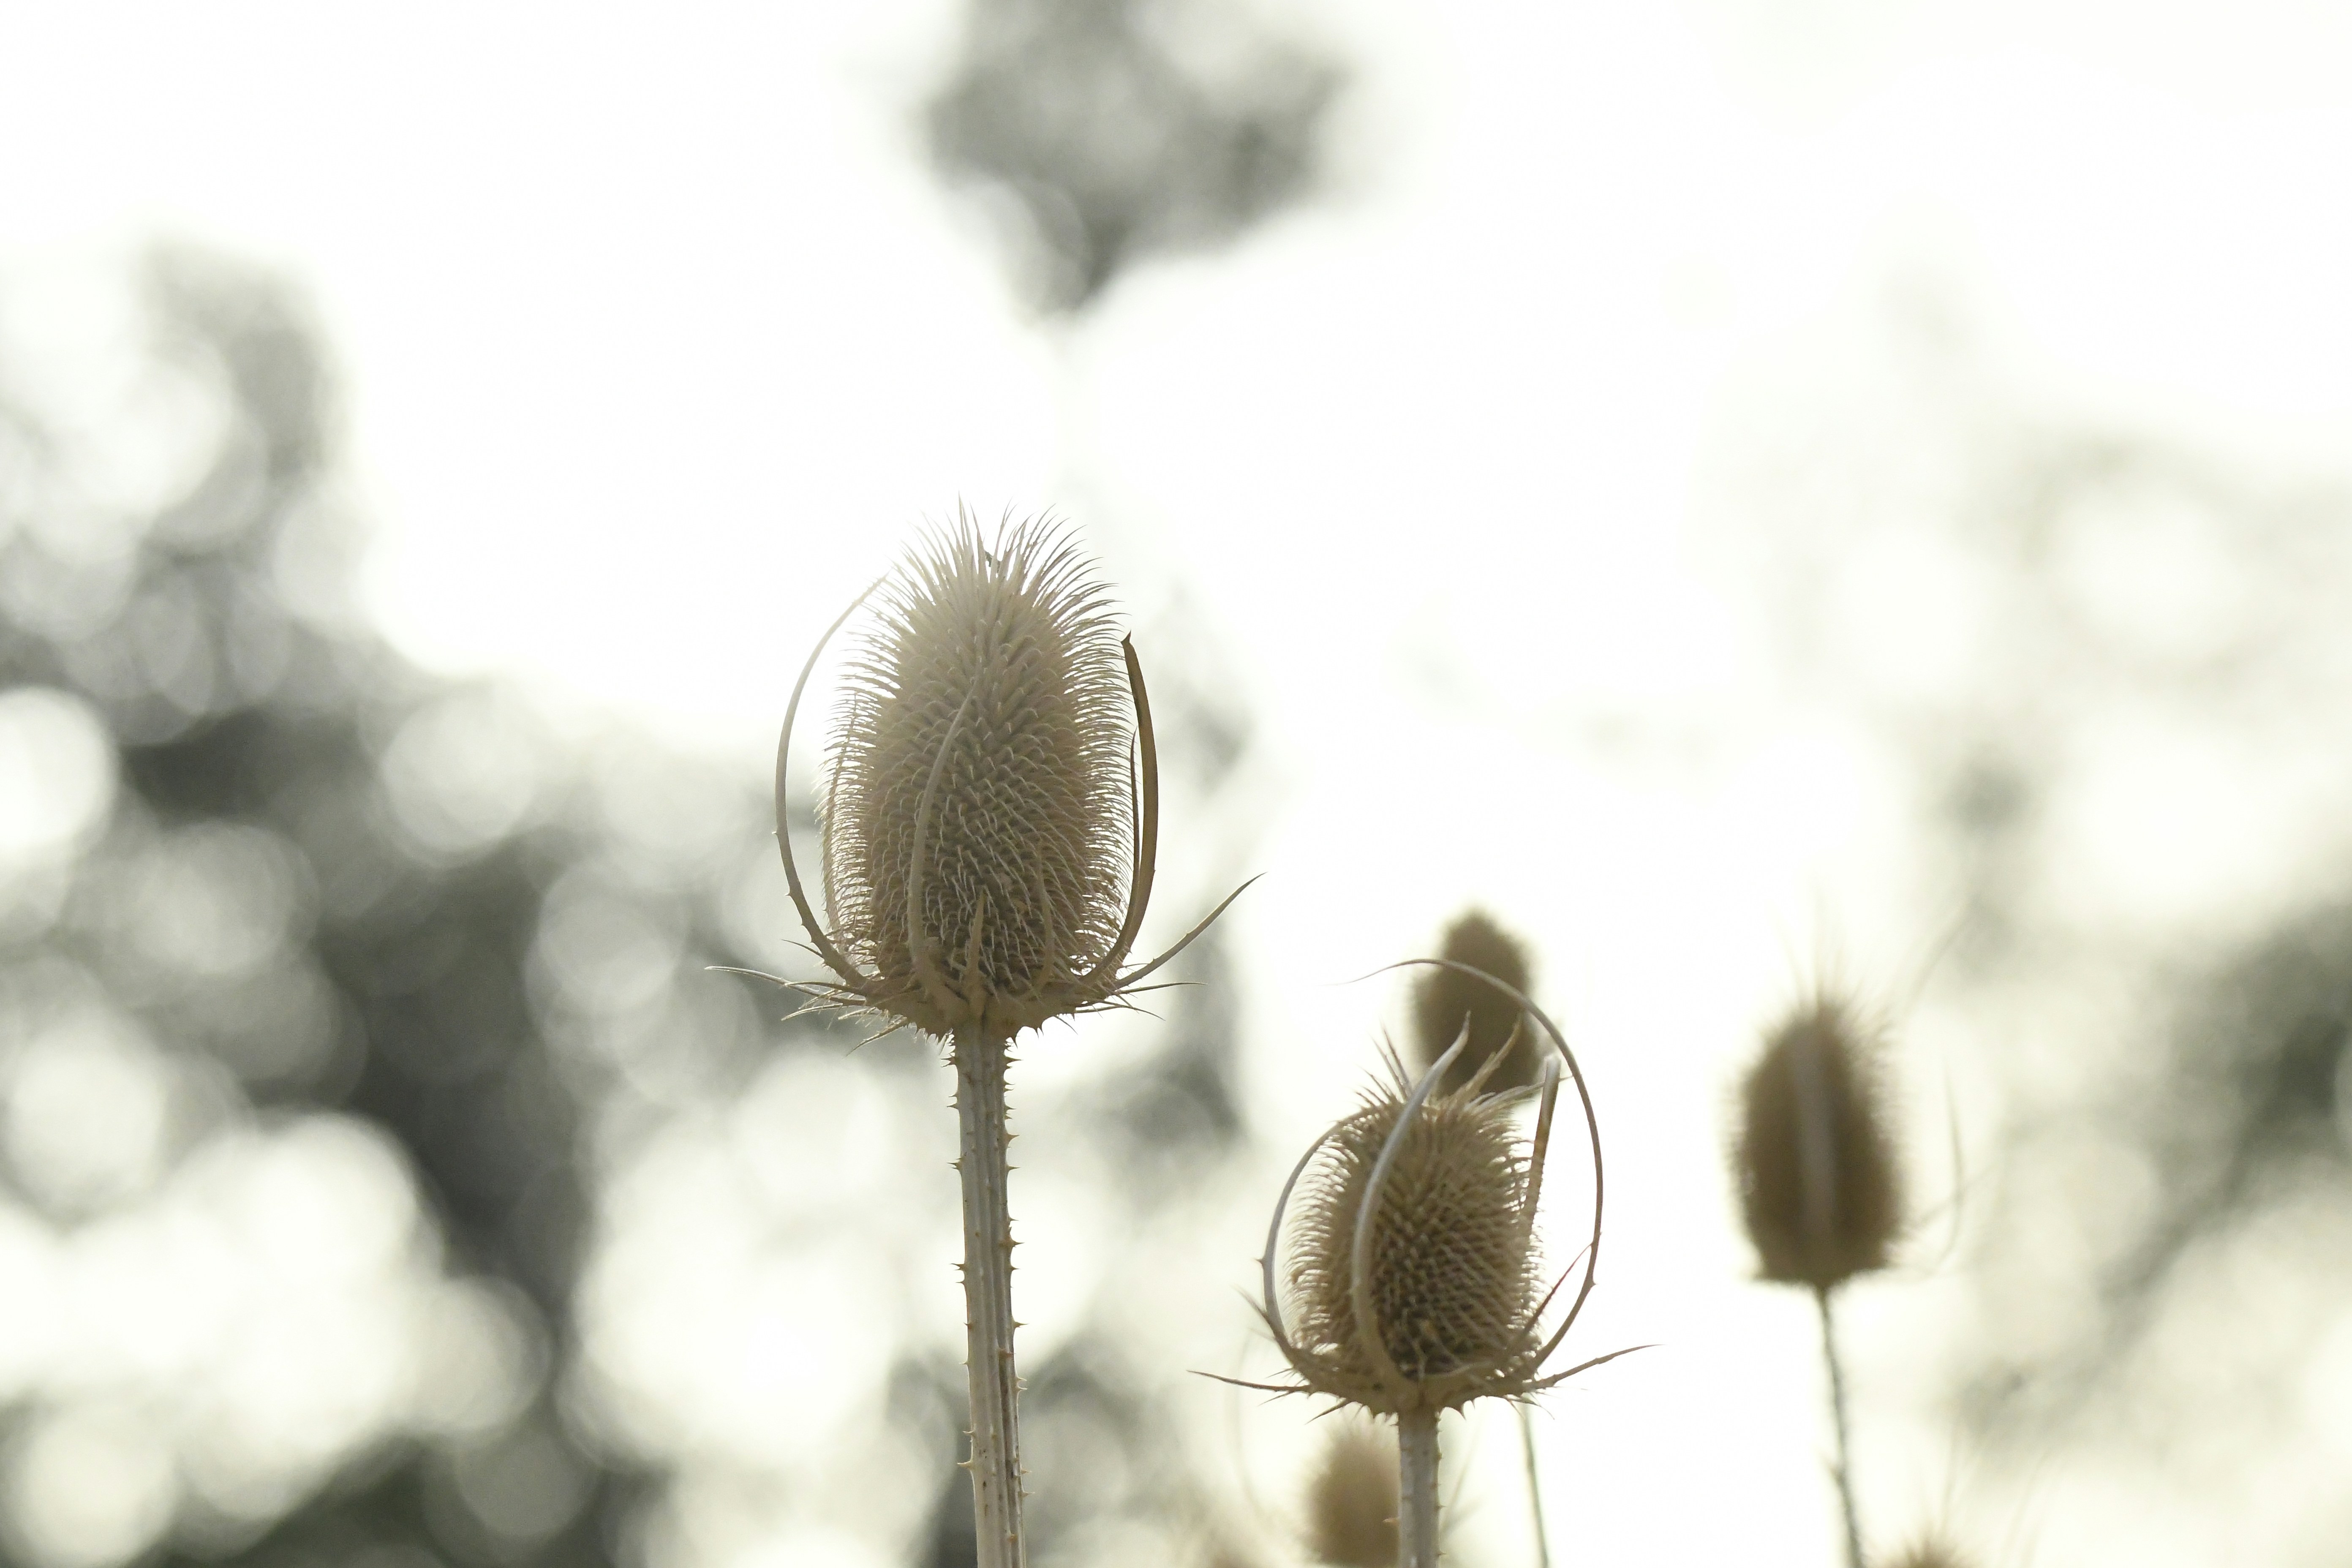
[1304, 1417, 1398, 1568]
[773, 513, 1249, 1039]
[1411, 909, 1538, 1093]
[1733, 993, 1904, 1290]
[1252, 962, 1633, 1417]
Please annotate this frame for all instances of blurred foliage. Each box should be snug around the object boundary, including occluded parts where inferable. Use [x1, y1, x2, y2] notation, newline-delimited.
[1738, 314, 2352, 1541]
[925, 0, 1345, 313]
[0, 247, 736, 1567]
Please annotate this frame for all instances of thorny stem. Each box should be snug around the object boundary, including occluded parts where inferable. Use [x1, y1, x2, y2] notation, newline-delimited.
[1397, 1409, 1440, 1568]
[1815, 1284, 1862, 1568]
[955, 1024, 1026, 1568]
[1518, 1403, 1552, 1568]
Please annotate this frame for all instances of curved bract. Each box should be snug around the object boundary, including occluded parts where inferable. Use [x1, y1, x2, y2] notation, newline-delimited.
[776, 514, 1245, 1039]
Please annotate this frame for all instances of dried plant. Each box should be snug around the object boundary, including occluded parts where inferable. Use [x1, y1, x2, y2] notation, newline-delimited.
[1282, 1048, 1548, 1413]
[1882, 1539, 1973, 1568]
[770, 512, 1246, 1568]
[1250, 961, 1631, 1568]
[1732, 989, 1908, 1568]
[1411, 910, 1540, 1094]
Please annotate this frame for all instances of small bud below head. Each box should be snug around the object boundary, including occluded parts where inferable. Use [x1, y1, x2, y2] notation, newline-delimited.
[1304, 1416, 1399, 1568]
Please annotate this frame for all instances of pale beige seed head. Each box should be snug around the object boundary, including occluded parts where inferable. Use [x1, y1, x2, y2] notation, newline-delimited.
[1304, 1417, 1398, 1568]
[820, 517, 1133, 1036]
[1732, 992, 1904, 1290]
[1411, 909, 1539, 1093]
[1280, 1062, 1545, 1415]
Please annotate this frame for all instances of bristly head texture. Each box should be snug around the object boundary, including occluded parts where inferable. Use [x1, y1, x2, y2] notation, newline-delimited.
[1733, 992, 1904, 1290]
[821, 514, 1133, 1036]
[1304, 1417, 1398, 1568]
[1279, 1058, 1546, 1414]
[1411, 909, 1538, 1093]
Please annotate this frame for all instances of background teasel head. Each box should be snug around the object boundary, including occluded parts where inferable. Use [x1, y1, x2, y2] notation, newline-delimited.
[774, 513, 1238, 1039]
[1733, 991, 1905, 1289]
[1258, 966, 1617, 1418]
[1411, 909, 1539, 1093]
[1883, 1535, 1974, 1568]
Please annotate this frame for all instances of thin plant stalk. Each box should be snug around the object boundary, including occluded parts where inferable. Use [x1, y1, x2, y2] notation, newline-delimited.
[1397, 1409, 1440, 1568]
[955, 1022, 1025, 1568]
[1518, 1402, 1552, 1568]
[1815, 1284, 1862, 1568]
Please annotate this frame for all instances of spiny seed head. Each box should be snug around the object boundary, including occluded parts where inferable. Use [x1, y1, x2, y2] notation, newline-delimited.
[821, 514, 1134, 1036]
[1279, 1060, 1545, 1415]
[1411, 910, 1538, 1093]
[1304, 1417, 1398, 1568]
[1733, 992, 1904, 1290]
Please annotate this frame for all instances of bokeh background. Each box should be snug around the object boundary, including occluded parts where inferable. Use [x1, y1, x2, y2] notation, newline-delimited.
[6, 1, 2352, 1565]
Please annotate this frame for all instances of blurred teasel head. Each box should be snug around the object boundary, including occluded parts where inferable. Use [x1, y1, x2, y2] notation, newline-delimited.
[1733, 991, 1905, 1290]
[1259, 963, 1623, 1416]
[1411, 909, 1539, 1094]
[1303, 1417, 1399, 1568]
[1884, 1536, 1973, 1568]
[775, 512, 1238, 1039]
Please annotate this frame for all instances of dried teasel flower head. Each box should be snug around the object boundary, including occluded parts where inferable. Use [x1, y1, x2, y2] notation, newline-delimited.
[1254, 962, 1632, 1418]
[1733, 991, 1905, 1290]
[1280, 1053, 1541, 1413]
[1303, 1416, 1398, 1568]
[1411, 909, 1538, 1093]
[773, 512, 1246, 1038]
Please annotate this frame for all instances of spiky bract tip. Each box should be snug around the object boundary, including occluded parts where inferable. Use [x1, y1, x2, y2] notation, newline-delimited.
[1411, 909, 1539, 1093]
[1279, 1063, 1546, 1415]
[822, 512, 1133, 1037]
[1733, 992, 1904, 1290]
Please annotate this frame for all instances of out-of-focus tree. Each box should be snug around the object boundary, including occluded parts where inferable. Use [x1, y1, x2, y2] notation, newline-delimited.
[1731, 297, 2352, 1560]
[925, 0, 1346, 314]
[0, 247, 809, 1568]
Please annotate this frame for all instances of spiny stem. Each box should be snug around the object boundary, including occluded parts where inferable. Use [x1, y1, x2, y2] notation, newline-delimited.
[1816, 1284, 1862, 1568]
[955, 1023, 1025, 1568]
[1398, 1409, 1440, 1568]
[1518, 1403, 1551, 1568]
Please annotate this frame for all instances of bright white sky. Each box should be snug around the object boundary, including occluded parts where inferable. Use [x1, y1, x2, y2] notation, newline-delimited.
[6, 2, 2352, 1565]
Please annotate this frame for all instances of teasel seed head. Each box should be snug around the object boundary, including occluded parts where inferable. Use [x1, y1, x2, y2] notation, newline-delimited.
[773, 511, 1250, 1039]
[1733, 991, 1905, 1290]
[1304, 1417, 1399, 1568]
[1252, 960, 1636, 1419]
[1411, 909, 1539, 1093]
[1282, 1051, 1542, 1413]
